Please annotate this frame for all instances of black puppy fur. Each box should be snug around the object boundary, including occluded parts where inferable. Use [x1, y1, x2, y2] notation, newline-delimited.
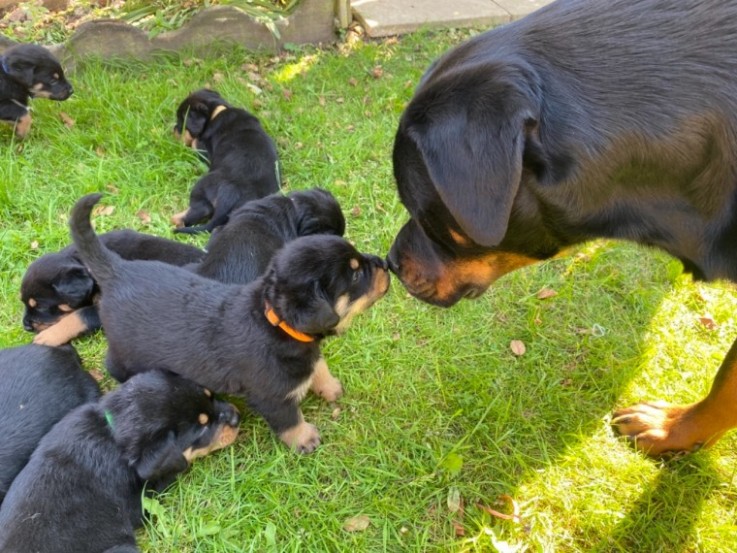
[172, 88, 280, 234]
[0, 44, 72, 138]
[0, 369, 240, 553]
[22, 229, 205, 346]
[71, 193, 389, 453]
[196, 188, 346, 285]
[0, 344, 100, 504]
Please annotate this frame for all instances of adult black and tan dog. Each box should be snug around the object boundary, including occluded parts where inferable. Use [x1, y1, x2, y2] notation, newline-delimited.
[387, 0, 737, 458]
[22, 229, 205, 346]
[172, 88, 280, 234]
[0, 369, 239, 553]
[0, 44, 73, 138]
[0, 344, 100, 504]
[196, 188, 346, 285]
[70, 194, 389, 453]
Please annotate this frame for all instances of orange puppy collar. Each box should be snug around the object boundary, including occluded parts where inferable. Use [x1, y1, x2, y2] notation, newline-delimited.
[264, 302, 314, 343]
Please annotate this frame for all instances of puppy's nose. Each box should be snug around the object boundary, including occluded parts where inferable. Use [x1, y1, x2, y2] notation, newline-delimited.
[386, 253, 399, 274]
[23, 319, 34, 332]
[366, 254, 388, 271]
[219, 405, 241, 427]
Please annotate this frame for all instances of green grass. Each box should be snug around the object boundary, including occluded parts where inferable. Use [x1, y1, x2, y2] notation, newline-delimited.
[1, 28, 737, 552]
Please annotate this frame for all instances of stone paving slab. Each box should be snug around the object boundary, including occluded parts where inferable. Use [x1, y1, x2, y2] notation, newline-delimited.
[352, 0, 554, 37]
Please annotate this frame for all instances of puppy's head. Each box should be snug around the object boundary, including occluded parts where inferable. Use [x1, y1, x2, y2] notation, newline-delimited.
[263, 235, 390, 338]
[102, 370, 240, 487]
[173, 88, 230, 147]
[387, 61, 559, 307]
[1, 44, 73, 100]
[20, 252, 95, 332]
[288, 188, 346, 237]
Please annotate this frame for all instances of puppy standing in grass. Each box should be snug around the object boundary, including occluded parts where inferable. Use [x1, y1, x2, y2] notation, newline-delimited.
[0, 44, 73, 139]
[70, 193, 390, 453]
[0, 370, 240, 553]
[196, 188, 346, 285]
[172, 88, 280, 234]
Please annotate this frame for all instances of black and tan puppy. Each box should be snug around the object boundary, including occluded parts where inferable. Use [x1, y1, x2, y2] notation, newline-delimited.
[196, 188, 346, 285]
[172, 88, 280, 234]
[22, 229, 205, 346]
[71, 193, 389, 453]
[0, 369, 239, 553]
[0, 44, 73, 139]
[0, 344, 100, 504]
[387, 0, 737, 457]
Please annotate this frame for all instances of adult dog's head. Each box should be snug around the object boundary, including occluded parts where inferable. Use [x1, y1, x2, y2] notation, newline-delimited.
[1, 44, 73, 100]
[263, 235, 390, 337]
[173, 88, 231, 147]
[387, 53, 566, 307]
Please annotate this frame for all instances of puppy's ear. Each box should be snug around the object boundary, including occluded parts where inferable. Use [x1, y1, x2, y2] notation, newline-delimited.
[396, 63, 541, 247]
[52, 265, 95, 304]
[5, 59, 34, 88]
[132, 431, 188, 488]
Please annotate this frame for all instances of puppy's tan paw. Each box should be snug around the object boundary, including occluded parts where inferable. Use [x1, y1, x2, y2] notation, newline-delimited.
[310, 357, 343, 402]
[15, 114, 32, 139]
[33, 327, 69, 347]
[171, 209, 188, 228]
[279, 421, 321, 454]
[312, 374, 343, 402]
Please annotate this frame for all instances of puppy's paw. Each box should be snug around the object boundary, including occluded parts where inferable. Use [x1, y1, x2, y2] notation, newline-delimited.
[15, 114, 32, 139]
[171, 210, 188, 228]
[279, 421, 321, 454]
[312, 373, 343, 403]
[33, 327, 68, 347]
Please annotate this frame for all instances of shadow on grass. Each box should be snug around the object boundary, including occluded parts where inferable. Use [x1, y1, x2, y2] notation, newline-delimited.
[590, 456, 721, 553]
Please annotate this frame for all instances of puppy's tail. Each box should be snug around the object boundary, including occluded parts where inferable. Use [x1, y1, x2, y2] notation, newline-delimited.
[69, 193, 117, 283]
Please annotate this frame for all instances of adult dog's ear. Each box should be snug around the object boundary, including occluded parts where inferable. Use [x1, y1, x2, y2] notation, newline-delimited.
[52, 265, 95, 305]
[395, 62, 542, 247]
[132, 431, 188, 489]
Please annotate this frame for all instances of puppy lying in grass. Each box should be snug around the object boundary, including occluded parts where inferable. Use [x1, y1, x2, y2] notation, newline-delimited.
[0, 344, 100, 504]
[196, 188, 346, 285]
[21, 229, 205, 346]
[0, 369, 239, 553]
[0, 44, 73, 139]
[172, 88, 280, 234]
[71, 193, 389, 453]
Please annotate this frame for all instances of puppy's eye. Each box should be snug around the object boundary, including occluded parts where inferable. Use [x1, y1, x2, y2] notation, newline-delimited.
[351, 270, 361, 283]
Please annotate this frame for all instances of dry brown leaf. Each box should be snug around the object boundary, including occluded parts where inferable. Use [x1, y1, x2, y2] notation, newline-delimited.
[105, 183, 119, 194]
[59, 111, 75, 128]
[93, 204, 115, 217]
[536, 287, 558, 300]
[351, 206, 362, 217]
[510, 340, 526, 356]
[95, 146, 106, 157]
[372, 65, 384, 79]
[331, 407, 341, 420]
[699, 316, 718, 330]
[348, 77, 358, 87]
[343, 514, 371, 532]
[282, 88, 293, 100]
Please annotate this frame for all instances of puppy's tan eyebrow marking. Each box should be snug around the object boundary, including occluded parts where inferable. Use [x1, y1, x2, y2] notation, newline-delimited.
[198, 413, 209, 425]
[204, 389, 212, 397]
[58, 304, 73, 313]
[448, 228, 471, 246]
[28, 298, 37, 308]
[53, 73, 59, 79]
[350, 258, 360, 270]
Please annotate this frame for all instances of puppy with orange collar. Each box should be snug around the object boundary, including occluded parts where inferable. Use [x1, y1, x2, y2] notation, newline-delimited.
[172, 89, 280, 234]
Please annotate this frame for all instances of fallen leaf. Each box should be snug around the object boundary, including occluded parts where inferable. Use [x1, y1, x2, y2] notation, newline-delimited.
[372, 65, 384, 79]
[447, 487, 461, 513]
[105, 183, 119, 194]
[30, 240, 39, 250]
[95, 146, 106, 157]
[351, 206, 361, 217]
[510, 340, 526, 356]
[136, 210, 152, 225]
[536, 287, 557, 300]
[477, 494, 522, 524]
[212, 72, 224, 83]
[331, 407, 341, 420]
[348, 77, 358, 86]
[343, 514, 370, 532]
[282, 88, 293, 100]
[59, 111, 75, 128]
[699, 316, 718, 330]
[93, 204, 115, 217]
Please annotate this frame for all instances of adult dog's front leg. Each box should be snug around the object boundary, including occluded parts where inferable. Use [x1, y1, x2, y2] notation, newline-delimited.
[612, 337, 737, 458]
